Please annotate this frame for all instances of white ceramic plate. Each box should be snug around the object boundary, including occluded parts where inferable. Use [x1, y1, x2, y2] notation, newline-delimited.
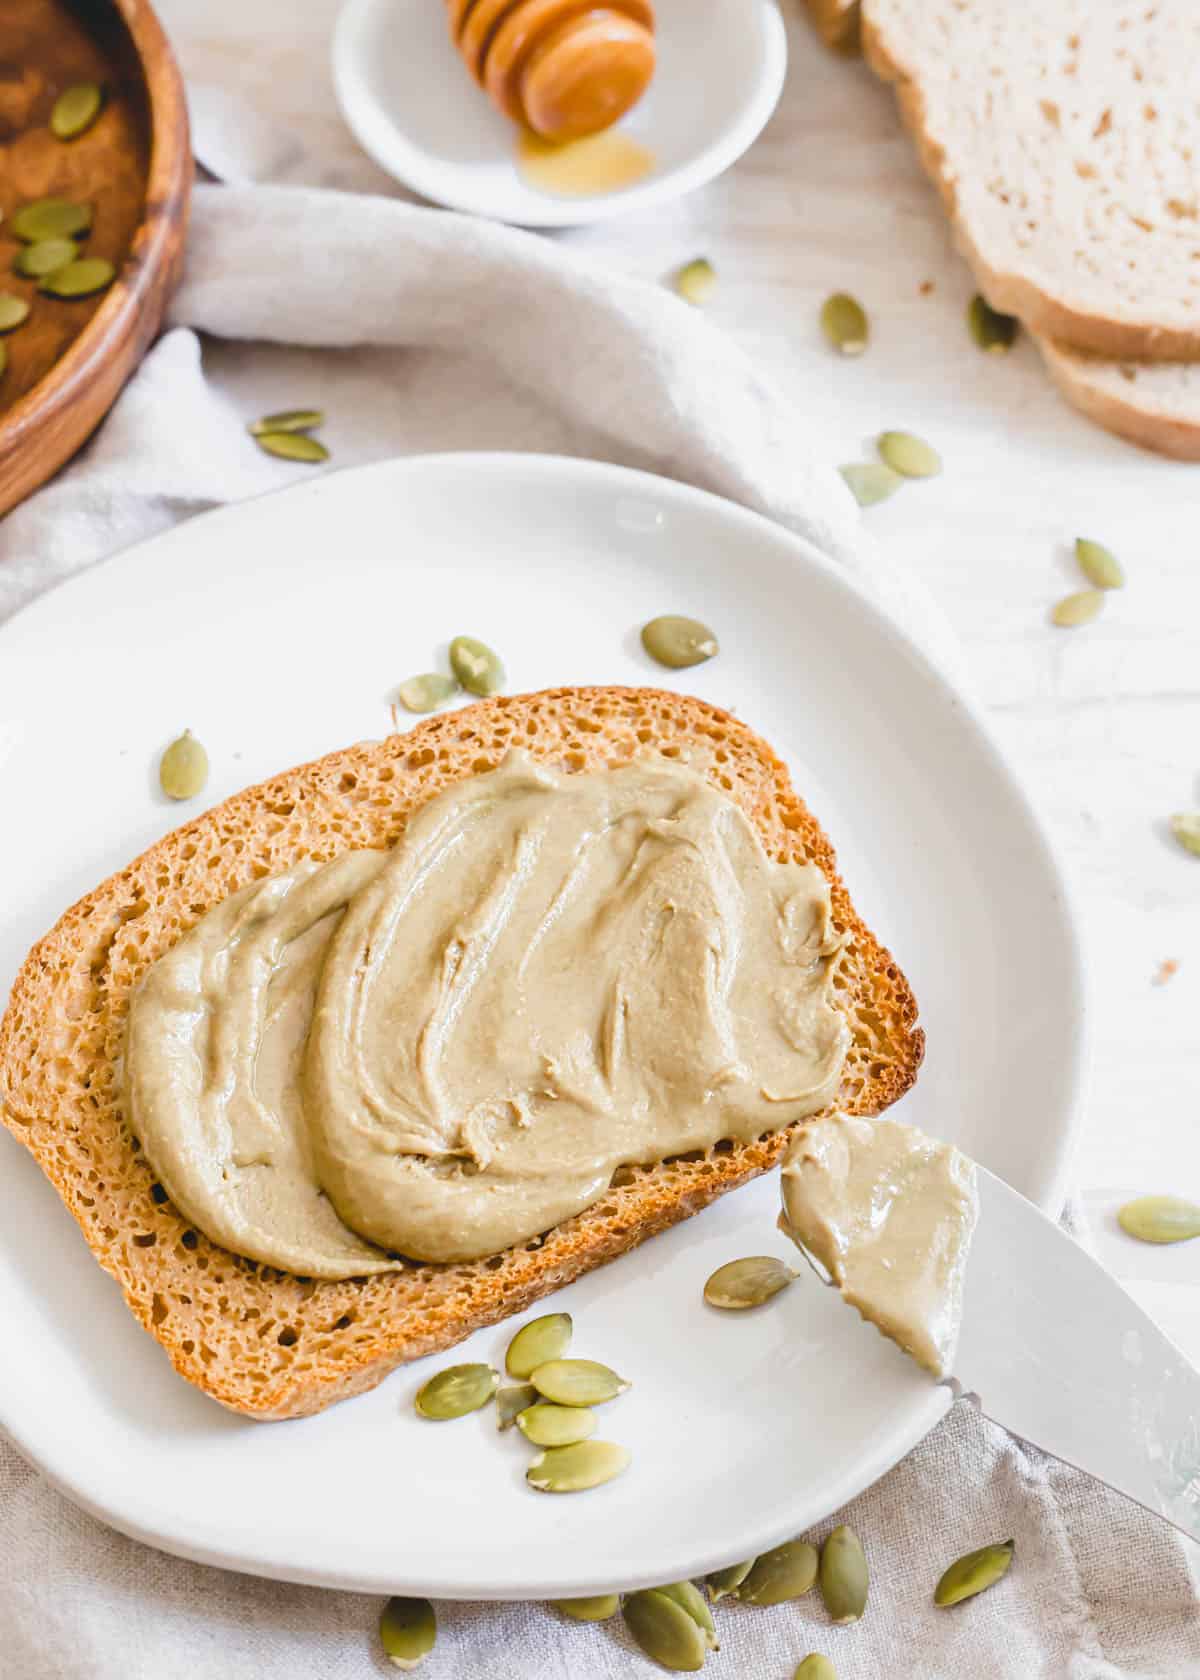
[332, 0, 787, 226]
[0, 455, 1086, 1597]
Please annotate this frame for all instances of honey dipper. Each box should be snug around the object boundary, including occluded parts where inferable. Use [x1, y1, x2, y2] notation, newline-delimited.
[447, 0, 656, 141]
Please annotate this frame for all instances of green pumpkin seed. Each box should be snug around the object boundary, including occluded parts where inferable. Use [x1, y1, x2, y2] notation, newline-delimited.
[526, 1439, 631, 1493]
[449, 634, 505, 697]
[518, 1403, 598, 1447]
[1051, 589, 1104, 628]
[248, 408, 324, 436]
[703, 1255, 797, 1310]
[819, 1526, 868, 1624]
[674, 258, 716, 306]
[254, 431, 329, 463]
[736, 1539, 818, 1606]
[839, 462, 902, 507]
[14, 237, 77, 279]
[159, 730, 209, 801]
[705, 1558, 753, 1600]
[397, 672, 459, 714]
[878, 430, 941, 479]
[967, 294, 1017, 353]
[0, 293, 29, 331]
[1117, 1196, 1200, 1244]
[11, 197, 92, 241]
[506, 1311, 573, 1378]
[1075, 537, 1125, 589]
[550, 1595, 620, 1621]
[794, 1658, 837, 1680]
[38, 257, 115, 299]
[933, 1539, 1014, 1607]
[1170, 813, 1200, 857]
[820, 292, 869, 355]
[51, 82, 103, 141]
[655, 1581, 718, 1648]
[496, 1382, 538, 1429]
[623, 1589, 707, 1672]
[379, 1596, 437, 1668]
[529, 1358, 630, 1406]
[413, 1362, 498, 1420]
[640, 615, 719, 669]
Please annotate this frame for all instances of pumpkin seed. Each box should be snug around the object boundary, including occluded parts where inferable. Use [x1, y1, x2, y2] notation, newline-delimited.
[506, 1311, 573, 1378]
[1075, 537, 1125, 590]
[254, 431, 329, 463]
[703, 1255, 797, 1310]
[1051, 589, 1104, 628]
[820, 292, 869, 355]
[674, 258, 716, 306]
[526, 1438, 630, 1492]
[878, 430, 941, 478]
[655, 1581, 718, 1648]
[706, 1558, 753, 1600]
[640, 615, 719, 669]
[39, 257, 115, 299]
[159, 730, 209, 801]
[413, 1362, 498, 1420]
[14, 238, 77, 279]
[397, 673, 458, 714]
[496, 1382, 538, 1429]
[379, 1596, 437, 1668]
[934, 1539, 1014, 1607]
[1170, 813, 1200, 857]
[449, 634, 505, 697]
[0, 293, 30, 331]
[839, 462, 902, 507]
[11, 197, 92, 241]
[1117, 1196, 1200, 1244]
[51, 82, 103, 141]
[551, 1595, 620, 1621]
[967, 294, 1017, 353]
[736, 1539, 818, 1606]
[518, 1403, 598, 1447]
[529, 1358, 630, 1406]
[794, 1658, 837, 1680]
[623, 1589, 707, 1671]
[248, 408, 324, 436]
[819, 1526, 868, 1624]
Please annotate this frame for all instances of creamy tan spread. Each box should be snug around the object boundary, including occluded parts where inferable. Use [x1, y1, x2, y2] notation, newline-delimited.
[126, 752, 849, 1275]
[779, 1112, 978, 1377]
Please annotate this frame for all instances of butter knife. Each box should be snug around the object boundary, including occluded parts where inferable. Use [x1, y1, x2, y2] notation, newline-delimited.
[955, 1169, 1200, 1545]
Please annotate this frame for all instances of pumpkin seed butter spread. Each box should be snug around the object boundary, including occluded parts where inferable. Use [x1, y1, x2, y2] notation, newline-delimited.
[779, 1112, 979, 1378]
[126, 751, 850, 1276]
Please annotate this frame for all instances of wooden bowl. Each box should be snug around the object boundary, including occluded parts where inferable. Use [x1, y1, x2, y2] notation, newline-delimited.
[0, 0, 191, 515]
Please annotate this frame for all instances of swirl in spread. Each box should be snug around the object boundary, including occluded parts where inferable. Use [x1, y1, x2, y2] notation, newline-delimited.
[126, 752, 850, 1275]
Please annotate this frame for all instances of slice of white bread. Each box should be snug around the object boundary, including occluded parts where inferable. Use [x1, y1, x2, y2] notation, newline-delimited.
[1034, 335, 1200, 461]
[860, 1, 1200, 362]
[0, 688, 923, 1420]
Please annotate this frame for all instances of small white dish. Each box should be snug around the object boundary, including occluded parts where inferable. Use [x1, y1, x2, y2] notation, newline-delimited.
[332, 0, 788, 226]
[0, 455, 1087, 1597]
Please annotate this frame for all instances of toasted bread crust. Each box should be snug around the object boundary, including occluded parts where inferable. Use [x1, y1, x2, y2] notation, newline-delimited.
[0, 687, 922, 1418]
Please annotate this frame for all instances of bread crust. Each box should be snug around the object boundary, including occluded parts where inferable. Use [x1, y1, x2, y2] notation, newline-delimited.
[0, 687, 923, 1418]
[1035, 335, 1200, 461]
[861, 8, 1200, 364]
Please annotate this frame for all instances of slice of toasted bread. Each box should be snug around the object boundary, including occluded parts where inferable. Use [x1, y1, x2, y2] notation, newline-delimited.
[1034, 335, 1200, 461]
[0, 687, 922, 1419]
[861, 1, 1200, 363]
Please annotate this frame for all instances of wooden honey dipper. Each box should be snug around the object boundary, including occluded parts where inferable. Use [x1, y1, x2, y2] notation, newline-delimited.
[447, 0, 656, 141]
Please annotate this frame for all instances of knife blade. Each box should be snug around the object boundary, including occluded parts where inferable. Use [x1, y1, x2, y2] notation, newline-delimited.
[955, 1169, 1200, 1545]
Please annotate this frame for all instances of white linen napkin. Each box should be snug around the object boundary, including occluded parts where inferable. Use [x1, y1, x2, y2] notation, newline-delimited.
[0, 85, 1196, 1680]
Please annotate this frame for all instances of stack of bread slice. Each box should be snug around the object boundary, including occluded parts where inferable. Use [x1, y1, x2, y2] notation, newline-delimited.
[804, 0, 1200, 459]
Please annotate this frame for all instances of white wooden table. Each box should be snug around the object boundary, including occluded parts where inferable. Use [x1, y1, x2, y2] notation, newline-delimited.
[162, 0, 1200, 1359]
